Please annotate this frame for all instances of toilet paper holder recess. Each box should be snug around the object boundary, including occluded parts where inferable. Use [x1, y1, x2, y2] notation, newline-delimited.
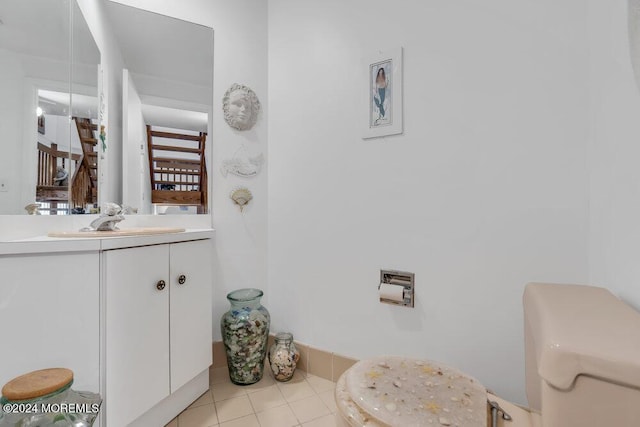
[379, 269, 414, 307]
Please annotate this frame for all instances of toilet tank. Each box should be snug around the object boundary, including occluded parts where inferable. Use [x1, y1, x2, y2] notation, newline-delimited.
[523, 283, 640, 427]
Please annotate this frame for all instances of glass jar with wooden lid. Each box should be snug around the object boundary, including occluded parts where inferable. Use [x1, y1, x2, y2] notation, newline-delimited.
[0, 368, 101, 426]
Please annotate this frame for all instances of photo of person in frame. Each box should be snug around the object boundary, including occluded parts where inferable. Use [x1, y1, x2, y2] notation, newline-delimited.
[371, 60, 392, 127]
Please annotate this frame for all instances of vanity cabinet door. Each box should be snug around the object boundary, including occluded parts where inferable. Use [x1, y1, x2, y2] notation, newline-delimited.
[0, 252, 99, 393]
[169, 239, 213, 393]
[104, 244, 170, 427]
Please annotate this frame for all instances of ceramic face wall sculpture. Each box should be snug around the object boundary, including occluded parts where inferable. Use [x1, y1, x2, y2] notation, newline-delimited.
[222, 83, 261, 131]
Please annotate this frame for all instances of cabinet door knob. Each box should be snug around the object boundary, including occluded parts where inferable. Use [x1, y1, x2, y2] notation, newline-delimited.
[178, 274, 186, 285]
[156, 280, 166, 291]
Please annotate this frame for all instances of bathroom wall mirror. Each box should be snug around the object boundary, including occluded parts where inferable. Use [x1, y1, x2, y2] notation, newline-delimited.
[0, 0, 100, 215]
[103, 1, 213, 215]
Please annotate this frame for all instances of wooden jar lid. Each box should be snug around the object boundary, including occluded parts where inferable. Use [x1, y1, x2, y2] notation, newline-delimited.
[2, 368, 73, 401]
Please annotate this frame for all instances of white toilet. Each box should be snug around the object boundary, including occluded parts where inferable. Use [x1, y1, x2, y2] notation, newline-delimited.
[335, 282, 640, 426]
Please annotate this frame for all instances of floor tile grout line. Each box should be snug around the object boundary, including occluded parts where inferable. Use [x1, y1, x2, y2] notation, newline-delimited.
[245, 386, 259, 420]
[287, 401, 305, 425]
[172, 369, 338, 427]
[289, 395, 333, 426]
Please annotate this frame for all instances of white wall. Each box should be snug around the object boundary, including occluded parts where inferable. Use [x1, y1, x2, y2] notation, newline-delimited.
[122, 69, 150, 213]
[268, 0, 590, 404]
[0, 49, 24, 214]
[77, 0, 126, 206]
[588, 0, 640, 307]
[38, 115, 74, 152]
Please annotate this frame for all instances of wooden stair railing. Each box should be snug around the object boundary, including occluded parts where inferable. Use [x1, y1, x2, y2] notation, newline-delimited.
[146, 125, 208, 213]
[70, 162, 91, 208]
[200, 160, 208, 215]
[70, 117, 98, 207]
[36, 142, 81, 214]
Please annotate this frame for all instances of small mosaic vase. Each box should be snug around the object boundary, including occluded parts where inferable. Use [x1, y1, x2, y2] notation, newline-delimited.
[268, 332, 300, 382]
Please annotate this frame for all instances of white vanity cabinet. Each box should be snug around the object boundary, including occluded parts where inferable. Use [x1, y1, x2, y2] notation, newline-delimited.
[0, 229, 214, 427]
[103, 238, 213, 427]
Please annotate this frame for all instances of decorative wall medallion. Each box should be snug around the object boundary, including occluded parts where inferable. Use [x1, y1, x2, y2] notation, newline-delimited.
[222, 83, 261, 131]
[230, 187, 253, 212]
[221, 153, 264, 178]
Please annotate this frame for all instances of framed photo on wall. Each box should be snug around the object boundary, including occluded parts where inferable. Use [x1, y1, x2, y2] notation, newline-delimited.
[37, 115, 45, 135]
[362, 47, 403, 139]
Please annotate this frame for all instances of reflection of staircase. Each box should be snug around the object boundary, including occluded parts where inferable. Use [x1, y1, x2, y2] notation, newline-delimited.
[71, 117, 98, 207]
[146, 125, 208, 213]
[35, 142, 80, 215]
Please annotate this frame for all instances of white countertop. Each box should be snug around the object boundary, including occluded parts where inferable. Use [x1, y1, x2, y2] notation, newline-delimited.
[0, 228, 215, 255]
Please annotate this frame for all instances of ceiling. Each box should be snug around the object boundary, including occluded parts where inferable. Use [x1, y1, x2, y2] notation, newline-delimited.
[103, 0, 213, 131]
[39, 89, 98, 118]
[0, 0, 99, 66]
[0, 0, 69, 60]
[142, 104, 207, 133]
[103, 1, 213, 90]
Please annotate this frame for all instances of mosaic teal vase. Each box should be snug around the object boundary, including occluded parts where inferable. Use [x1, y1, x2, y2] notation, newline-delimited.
[221, 288, 270, 385]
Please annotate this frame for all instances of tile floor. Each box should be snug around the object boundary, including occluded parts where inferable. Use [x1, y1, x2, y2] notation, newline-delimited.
[165, 366, 342, 427]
